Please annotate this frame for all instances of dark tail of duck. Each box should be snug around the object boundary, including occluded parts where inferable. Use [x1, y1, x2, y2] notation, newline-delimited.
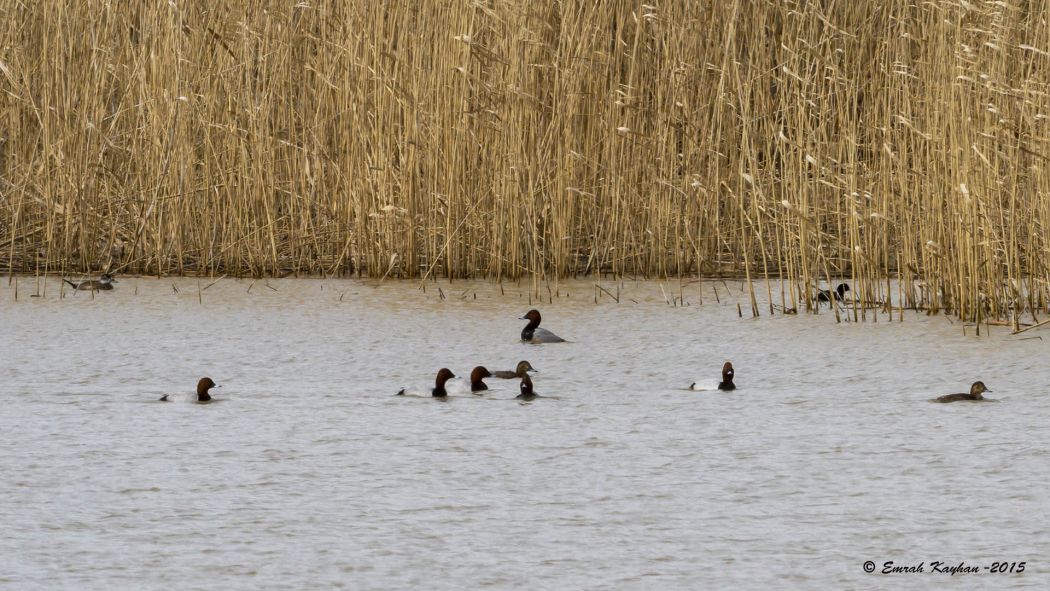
[63, 278, 78, 288]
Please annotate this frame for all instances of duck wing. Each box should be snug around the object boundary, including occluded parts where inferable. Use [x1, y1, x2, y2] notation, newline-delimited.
[530, 327, 566, 343]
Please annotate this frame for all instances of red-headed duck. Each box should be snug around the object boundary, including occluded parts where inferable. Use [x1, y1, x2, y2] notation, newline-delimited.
[64, 274, 117, 291]
[397, 368, 456, 398]
[160, 377, 219, 402]
[520, 309, 566, 343]
[516, 374, 537, 401]
[470, 366, 493, 393]
[816, 283, 850, 303]
[491, 360, 537, 379]
[689, 361, 735, 391]
[932, 381, 990, 403]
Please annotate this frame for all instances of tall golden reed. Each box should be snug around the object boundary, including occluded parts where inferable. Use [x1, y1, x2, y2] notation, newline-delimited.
[1, 1, 1049, 322]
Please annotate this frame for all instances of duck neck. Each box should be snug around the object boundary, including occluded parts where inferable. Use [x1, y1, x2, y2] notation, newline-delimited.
[521, 321, 538, 341]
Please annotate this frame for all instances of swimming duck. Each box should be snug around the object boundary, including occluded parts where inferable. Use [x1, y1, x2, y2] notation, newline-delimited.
[397, 368, 457, 398]
[160, 377, 219, 402]
[470, 366, 493, 393]
[689, 361, 736, 391]
[64, 274, 117, 291]
[516, 374, 537, 401]
[491, 360, 537, 379]
[520, 309, 566, 343]
[932, 381, 990, 403]
[816, 283, 850, 303]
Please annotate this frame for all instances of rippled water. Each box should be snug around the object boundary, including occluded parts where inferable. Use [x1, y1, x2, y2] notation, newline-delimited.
[1, 277, 1047, 589]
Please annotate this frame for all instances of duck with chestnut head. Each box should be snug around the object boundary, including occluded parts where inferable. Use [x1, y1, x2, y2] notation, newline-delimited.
[689, 362, 736, 391]
[159, 377, 220, 403]
[519, 310, 566, 343]
[396, 368, 457, 398]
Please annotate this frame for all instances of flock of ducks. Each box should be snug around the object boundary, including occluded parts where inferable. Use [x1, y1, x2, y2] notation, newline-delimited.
[393, 310, 565, 401]
[386, 306, 989, 404]
[396, 361, 539, 401]
[61, 274, 994, 405]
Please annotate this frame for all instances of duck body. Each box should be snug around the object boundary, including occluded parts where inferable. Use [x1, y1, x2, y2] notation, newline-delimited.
[160, 377, 219, 402]
[64, 274, 117, 291]
[396, 368, 457, 397]
[391, 368, 456, 398]
[520, 310, 566, 343]
[690, 362, 736, 391]
[932, 381, 989, 403]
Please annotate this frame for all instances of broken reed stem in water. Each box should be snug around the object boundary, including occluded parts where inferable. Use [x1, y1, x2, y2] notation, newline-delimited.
[2, 1, 1050, 323]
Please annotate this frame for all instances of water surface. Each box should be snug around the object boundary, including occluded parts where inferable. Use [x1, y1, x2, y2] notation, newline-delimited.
[1, 277, 1046, 589]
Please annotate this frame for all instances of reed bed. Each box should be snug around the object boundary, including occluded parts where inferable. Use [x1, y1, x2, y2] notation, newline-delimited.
[2, 0, 1050, 322]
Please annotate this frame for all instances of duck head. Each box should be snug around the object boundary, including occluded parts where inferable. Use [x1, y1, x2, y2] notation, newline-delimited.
[196, 377, 218, 401]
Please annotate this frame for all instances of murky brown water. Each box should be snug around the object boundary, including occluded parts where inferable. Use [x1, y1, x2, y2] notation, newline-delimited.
[1, 277, 1046, 589]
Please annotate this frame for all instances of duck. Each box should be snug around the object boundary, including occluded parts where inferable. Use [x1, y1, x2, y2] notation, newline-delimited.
[491, 360, 537, 379]
[470, 366, 493, 393]
[689, 361, 736, 391]
[932, 381, 990, 403]
[160, 377, 219, 403]
[64, 274, 118, 291]
[515, 374, 538, 401]
[520, 309, 566, 343]
[397, 368, 456, 398]
[816, 283, 850, 303]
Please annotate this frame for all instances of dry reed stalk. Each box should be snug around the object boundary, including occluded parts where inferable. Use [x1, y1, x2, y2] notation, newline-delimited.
[1, 1, 1049, 322]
